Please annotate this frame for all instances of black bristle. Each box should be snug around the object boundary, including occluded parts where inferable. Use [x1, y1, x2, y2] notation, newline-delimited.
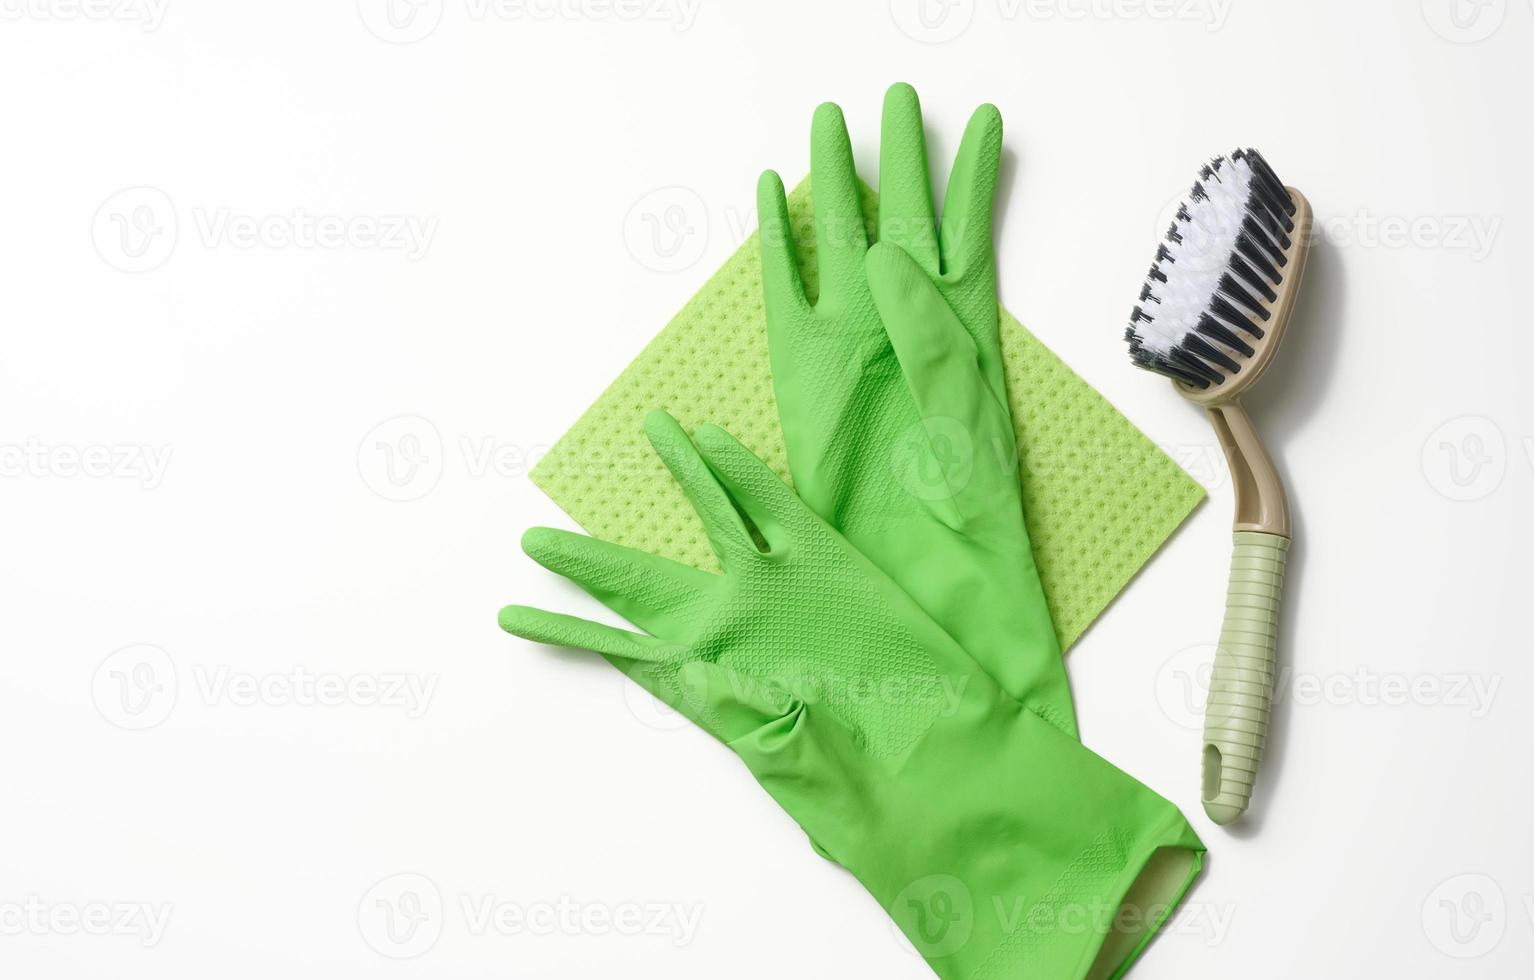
[1246, 206, 1292, 254]
[1210, 295, 1267, 335]
[1236, 148, 1295, 216]
[1133, 347, 1211, 389]
[1182, 333, 1241, 375]
[1160, 361, 1212, 389]
[1214, 280, 1267, 322]
[1169, 347, 1225, 385]
[1240, 214, 1287, 268]
[1235, 231, 1282, 283]
[1195, 314, 1256, 357]
[1227, 255, 1279, 303]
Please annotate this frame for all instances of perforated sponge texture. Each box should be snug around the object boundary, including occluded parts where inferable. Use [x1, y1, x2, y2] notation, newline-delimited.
[530, 177, 1203, 650]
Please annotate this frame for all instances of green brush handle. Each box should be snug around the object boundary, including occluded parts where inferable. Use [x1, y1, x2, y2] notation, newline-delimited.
[1201, 530, 1289, 825]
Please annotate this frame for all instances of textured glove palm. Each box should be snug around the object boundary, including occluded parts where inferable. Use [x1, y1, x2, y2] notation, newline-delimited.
[757, 84, 1074, 734]
[500, 413, 1203, 979]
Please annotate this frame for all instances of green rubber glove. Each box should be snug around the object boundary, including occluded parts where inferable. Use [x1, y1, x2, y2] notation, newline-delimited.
[758, 84, 1075, 735]
[500, 412, 1204, 979]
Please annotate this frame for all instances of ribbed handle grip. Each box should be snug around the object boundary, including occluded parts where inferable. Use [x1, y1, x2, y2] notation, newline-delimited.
[1201, 530, 1290, 825]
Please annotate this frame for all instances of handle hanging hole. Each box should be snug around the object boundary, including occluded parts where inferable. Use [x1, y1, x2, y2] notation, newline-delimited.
[1201, 744, 1224, 801]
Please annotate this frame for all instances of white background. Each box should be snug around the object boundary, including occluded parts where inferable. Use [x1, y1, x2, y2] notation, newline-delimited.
[2, 0, 1530, 976]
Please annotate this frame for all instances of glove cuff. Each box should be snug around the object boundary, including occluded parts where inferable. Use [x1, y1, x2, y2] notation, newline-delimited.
[854, 704, 1206, 980]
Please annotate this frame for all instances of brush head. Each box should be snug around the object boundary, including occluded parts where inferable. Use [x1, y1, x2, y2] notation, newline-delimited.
[1126, 149, 1312, 404]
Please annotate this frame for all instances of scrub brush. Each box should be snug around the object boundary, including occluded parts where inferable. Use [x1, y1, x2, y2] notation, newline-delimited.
[1125, 148, 1313, 825]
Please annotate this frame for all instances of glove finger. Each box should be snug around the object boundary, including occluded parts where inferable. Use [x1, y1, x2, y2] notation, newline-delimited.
[644, 410, 756, 567]
[878, 82, 940, 275]
[497, 604, 675, 664]
[521, 527, 718, 636]
[938, 102, 1002, 284]
[757, 170, 812, 321]
[866, 242, 1016, 521]
[809, 101, 870, 316]
[867, 241, 989, 421]
[690, 423, 802, 552]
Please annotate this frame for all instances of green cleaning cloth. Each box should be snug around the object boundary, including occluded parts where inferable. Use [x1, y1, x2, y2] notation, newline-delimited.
[530, 178, 1202, 650]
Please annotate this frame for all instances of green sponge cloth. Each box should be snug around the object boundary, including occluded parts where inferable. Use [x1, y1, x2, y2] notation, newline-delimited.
[530, 177, 1202, 650]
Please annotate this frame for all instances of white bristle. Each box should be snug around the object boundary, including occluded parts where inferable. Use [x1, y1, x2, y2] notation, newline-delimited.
[1125, 148, 1296, 389]
[1139, 160, 1256, 355]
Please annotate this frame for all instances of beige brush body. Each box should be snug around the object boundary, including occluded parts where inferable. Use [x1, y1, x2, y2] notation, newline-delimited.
[1125, 150, 1314, 826]
[1180, 188, 1310, 824]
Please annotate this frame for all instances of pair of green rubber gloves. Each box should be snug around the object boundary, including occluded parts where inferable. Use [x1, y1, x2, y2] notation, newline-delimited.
[500, 85, 1204, 979]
